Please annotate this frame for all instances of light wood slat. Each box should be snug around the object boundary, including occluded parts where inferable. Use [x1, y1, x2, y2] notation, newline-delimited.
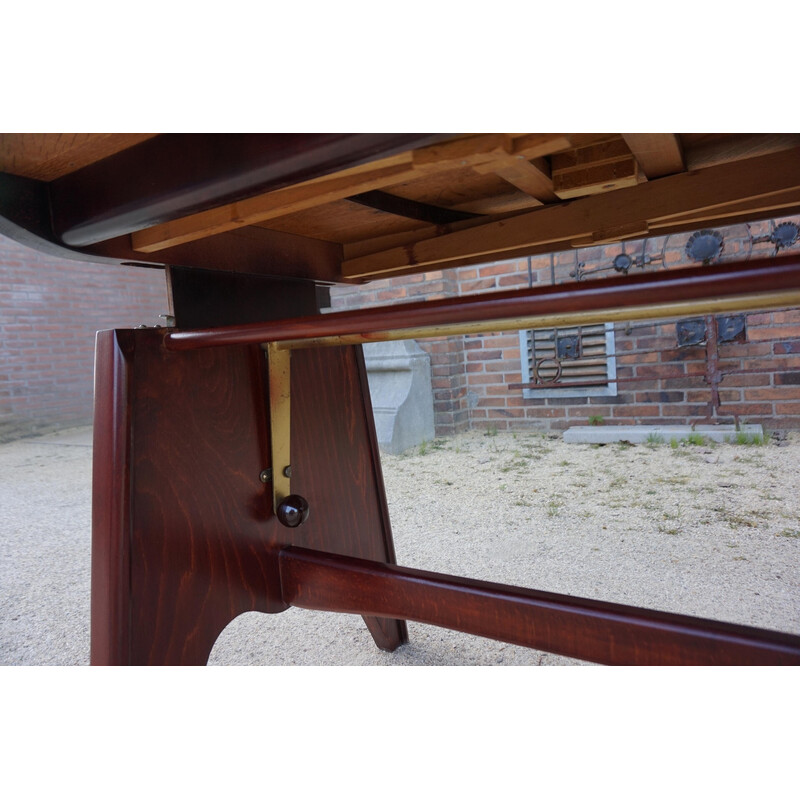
[622, 134, 685, 178]
[410, 133, 514, 165]
[341, 147, 800, 279]
[132, 134, 575, 253]
[511, 134, 573, 157]
[412, 133, 571, 166]
[473, 156, 556, 203]
[131, 160, 422, 252]
[452, 192, 542, 214]
[653, 187, 800, 228]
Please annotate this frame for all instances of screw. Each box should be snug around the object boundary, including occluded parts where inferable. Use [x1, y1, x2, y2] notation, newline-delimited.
[259, 469, 272, 483]
[283, 466, 292, 478]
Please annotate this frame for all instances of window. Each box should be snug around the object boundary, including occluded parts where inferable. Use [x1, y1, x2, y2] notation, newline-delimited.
[518, 323, 618, 399]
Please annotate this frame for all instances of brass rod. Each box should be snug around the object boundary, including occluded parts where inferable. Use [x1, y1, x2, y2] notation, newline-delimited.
[163, 255, 800, 352]
[270, 290, 800, 350]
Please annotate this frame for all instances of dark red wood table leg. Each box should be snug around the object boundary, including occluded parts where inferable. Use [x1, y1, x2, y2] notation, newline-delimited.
[90, 328, 406, 664]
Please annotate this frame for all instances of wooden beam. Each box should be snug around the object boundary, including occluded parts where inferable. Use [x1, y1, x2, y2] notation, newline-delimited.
[278, 546, 800, 665]
[622, 133, 685, 178]
[473, 156, 556, 203]
[551, 137, 640, 199]
[650, 187, 800, 229]
[341, 146, 800, 279]
[132, 134, 574, 253]
[132, 159, 423, 252]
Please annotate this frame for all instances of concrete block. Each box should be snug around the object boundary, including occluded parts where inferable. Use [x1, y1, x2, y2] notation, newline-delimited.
[364, 340, 435, 454]
[563, 424, 763, 444]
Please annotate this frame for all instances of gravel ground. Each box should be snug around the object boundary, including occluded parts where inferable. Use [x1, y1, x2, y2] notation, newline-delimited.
[1, 426, 799, 666]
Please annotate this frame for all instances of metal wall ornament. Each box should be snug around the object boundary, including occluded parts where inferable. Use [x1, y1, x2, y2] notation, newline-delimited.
[663, 223, 755, 267]
[750, 219, 800, 255]
[685, 229, 725, 264]
[569, 239, 665, 281]
[566, 219, 799, 285]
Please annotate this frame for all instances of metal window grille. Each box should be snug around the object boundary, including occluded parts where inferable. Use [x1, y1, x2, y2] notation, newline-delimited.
[518, 323, 618, 399]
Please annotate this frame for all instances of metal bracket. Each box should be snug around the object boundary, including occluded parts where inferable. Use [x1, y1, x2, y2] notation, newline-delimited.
[266, 343, 291, 513]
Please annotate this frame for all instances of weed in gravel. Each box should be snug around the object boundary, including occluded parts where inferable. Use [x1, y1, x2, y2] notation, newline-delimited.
[646, 433, 664, 447]
[720, 511, 758, 529]
[777, 529, 800, 538]
[588, 415, 604, 426]
[547, 498, 564, 517]
[686, 433, 707, 446]
[659, 525, 680, 535]
[670, 438, 679, 449]
[733, 453, 764, 465]
[609, 476, 627, 488]
[656, 475, 690, 486]
[501, 454, 530, 473]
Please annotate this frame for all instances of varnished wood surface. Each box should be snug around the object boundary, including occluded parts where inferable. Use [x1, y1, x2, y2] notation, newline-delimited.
[279, 547, 800, 666]
[127, 335, 283, 664]
[90, 330, 134, 665]
[91, 329, 405, 664]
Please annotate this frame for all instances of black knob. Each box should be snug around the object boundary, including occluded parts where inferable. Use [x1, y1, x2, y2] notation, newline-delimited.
[276, 494, 310, 528]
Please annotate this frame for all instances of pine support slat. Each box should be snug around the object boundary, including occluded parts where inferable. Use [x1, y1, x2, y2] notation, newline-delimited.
[131, 134, 574, 253]
[341, 147, 800, 279]
[622, 133, 685, 179]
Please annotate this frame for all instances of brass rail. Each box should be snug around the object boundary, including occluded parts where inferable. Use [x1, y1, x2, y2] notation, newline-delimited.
[164, 255, 800, 351]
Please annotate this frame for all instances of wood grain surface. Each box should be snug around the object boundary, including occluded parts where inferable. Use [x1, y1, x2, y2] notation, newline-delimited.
[279, 547, 800, 666]
[91, 330, 405, 664]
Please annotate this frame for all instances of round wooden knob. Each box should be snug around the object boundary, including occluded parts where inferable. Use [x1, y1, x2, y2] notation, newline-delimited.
[276, 494, 310, 528]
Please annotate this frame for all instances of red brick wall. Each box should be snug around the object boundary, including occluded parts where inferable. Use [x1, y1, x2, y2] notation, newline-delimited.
[0, 235, 169, 441]
[331, 217, 800, 435]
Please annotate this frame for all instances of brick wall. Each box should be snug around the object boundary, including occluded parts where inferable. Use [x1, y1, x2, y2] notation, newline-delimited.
[4, 214, 798, 443]
[331, 217, 800, 435]
[0, 235, 169, 441]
